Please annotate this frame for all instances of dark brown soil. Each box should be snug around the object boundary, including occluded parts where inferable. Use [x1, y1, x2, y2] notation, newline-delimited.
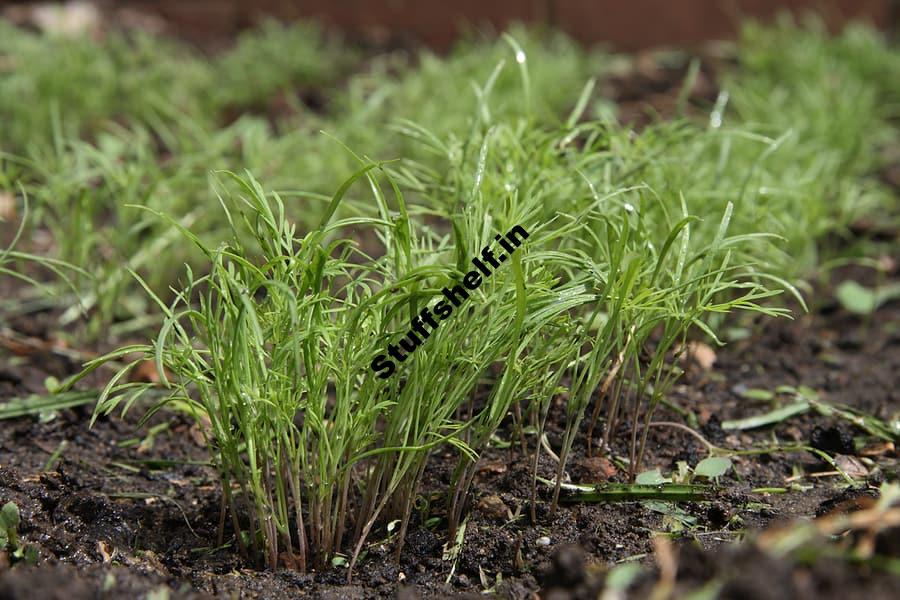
[1, 259, 899, 598]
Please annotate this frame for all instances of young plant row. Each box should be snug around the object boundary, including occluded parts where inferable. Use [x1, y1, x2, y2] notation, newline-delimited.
[3, 18, 895, 339]
[1, 23, 602, 337]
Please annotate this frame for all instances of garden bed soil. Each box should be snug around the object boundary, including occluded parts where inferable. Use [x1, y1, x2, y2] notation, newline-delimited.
[0, 263, 898, 598]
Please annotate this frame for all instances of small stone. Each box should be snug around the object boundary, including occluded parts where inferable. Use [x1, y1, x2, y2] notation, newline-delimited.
[476, 460, 507, 477]
[731, 383, 748, 396]
[783, 425, 804, 442]
[475, 495, 509, 520]
[536, 536, 551, 547]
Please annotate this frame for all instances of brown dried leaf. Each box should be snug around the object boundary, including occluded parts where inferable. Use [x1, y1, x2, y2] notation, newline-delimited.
[183, 416, 212, 448]
[475, 495, 509, 520]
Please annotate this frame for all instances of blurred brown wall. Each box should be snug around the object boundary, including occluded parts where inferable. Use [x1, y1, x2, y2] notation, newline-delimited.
[6, 0, 896, 48]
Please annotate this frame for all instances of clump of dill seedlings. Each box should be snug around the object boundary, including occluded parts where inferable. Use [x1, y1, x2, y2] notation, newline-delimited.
[72, 163, 589, 574]
[62, 17, 900, 578]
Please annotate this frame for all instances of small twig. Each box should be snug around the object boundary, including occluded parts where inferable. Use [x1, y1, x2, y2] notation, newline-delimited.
[651, 535, 678, 600]
[785, 470, 844, 482]
[0, 325, 96, 363]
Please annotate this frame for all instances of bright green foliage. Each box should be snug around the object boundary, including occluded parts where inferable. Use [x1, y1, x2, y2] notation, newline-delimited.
[389, 60, 790, 506]
[719, 14, 899, 271]
[0, 20, 352, 153]
[0, 19, 357, 333]
[339, 26, 605, 143]
[209, 20, 356, 111]
[1, 23, 609, 338]
[3, 13, 898, 579]
[0, 23, 212, 151]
